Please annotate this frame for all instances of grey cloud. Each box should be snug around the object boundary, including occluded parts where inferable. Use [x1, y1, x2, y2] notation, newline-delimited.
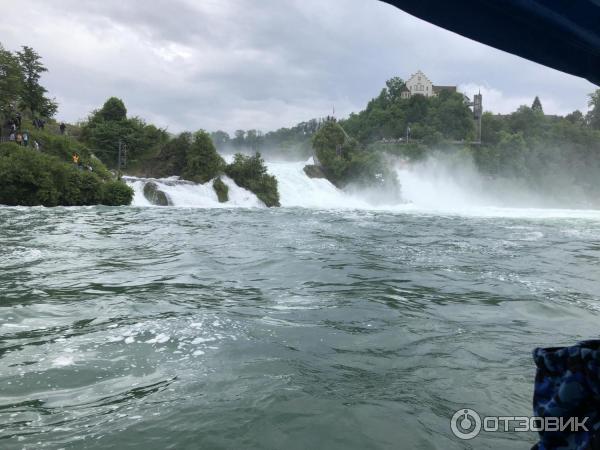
[0, 0, 595, 133]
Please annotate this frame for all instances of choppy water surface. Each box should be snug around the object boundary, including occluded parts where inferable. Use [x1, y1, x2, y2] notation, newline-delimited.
[1, 206, 600, 449]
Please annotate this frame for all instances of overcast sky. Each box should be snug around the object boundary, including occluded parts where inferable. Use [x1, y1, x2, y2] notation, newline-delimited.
[0, 0, 596, 134]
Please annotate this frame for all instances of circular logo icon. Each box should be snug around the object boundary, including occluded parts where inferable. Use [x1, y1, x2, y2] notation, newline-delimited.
[451, 408, 482, 440]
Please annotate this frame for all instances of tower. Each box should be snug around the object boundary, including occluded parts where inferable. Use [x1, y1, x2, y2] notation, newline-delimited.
[473, 91, 483, 144]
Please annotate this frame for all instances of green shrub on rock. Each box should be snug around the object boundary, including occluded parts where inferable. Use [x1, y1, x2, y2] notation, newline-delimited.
[311, 121, 398, 190]
[225, 152, 280, 207]
[101, 180, 134, 206]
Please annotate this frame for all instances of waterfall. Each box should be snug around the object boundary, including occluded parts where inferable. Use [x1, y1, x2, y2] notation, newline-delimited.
[124, 158, 375, 209]
[123, 157, 600, 218]
[125, 176, 264, 208]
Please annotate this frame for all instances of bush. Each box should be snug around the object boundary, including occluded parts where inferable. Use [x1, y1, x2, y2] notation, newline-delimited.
[0, 143, 131, 206]
[101, 180, 134, 206]
[0, 143, 61, 205]
[312, 121, 348, 180]
[312, 121, 397, 188]
[19, 124, 114, 182]
[212, 177, 229, 203]
[225, 152, 280, 207]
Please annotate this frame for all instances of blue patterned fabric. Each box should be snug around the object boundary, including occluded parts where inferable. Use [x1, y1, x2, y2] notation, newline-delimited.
[532, 340, 600, 450]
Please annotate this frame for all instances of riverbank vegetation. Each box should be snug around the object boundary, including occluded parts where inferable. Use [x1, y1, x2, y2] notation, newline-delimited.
[0, 143, 132, 206]
[1, 43, 279, 207]
[0, 44, 132, 206]
[4, 42, 600, 207]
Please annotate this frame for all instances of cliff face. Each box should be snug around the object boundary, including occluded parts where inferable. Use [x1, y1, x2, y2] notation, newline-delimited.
[302, 164, 342, 188]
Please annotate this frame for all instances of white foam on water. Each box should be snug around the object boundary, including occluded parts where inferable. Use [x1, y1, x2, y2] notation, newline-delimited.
[265, 159, 372, 209]
[145, 333, 170, 344]
[123, 157, 600, 220]
[52, 355, 75, 367]
[391, 157, 600, 219]
[126, 176, 264, 208]
[128, 179, 153, 207]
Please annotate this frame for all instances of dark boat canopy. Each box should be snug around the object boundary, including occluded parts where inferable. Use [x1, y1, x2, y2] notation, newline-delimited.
[381, 0, 600, 86]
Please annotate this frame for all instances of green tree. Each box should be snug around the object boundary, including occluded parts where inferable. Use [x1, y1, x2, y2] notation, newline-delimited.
[80, 97, 167, 169]
[587, 89, 600, 130]
[312, 121, 348, 181]
[182, 130, 225, 183]
[480, 112, 505, 145]
[233, 130, 245, 148]
[0, 44, 23, 121]
[210, 130, 230, 148]
[146, 132, 192, 177]
[384, 77, 406, 102]
[531, 96, 544, 114]
[16, 46, 57, 118]
[508, 105, 545, 139]
[565, 110, 585, 126]
[99, 97, 127, 121]
[246, 129, 263, 151]
[431, 91, 474, 140]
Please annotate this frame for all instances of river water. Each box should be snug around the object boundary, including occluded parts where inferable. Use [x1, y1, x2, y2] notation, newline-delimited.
[2, 161, 600, 449]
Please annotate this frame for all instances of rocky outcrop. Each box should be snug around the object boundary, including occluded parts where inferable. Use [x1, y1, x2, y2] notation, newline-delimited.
[212, 177, 229, 203]
[303, 164, 327, 180]
[303, 164, 342, 188]
[143, 181, 170, 206]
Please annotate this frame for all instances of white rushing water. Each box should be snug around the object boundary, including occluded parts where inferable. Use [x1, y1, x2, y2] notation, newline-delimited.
[266, 160, 372, 209]
[124, 157, 600, 220]
[125, 158, 371, 210]
[126, 175, 264, 208]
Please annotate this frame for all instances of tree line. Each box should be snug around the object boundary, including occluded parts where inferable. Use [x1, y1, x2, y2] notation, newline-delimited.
[0, 44, 57, 124]
[0, 43, 132, 207]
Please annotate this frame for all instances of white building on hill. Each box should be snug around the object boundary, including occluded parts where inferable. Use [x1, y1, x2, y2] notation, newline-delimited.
[400, 70, 457, 99]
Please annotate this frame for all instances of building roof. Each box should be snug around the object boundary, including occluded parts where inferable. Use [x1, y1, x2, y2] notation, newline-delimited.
[407, 70, 432, 84]
[432, 85, 457, 93]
